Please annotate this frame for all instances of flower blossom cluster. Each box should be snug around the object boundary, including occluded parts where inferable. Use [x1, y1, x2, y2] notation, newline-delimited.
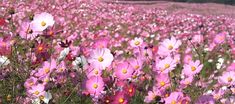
[1, 0, 235, 104]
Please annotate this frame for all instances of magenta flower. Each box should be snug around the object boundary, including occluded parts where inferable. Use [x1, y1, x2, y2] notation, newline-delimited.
[85, 76, 104, 97]
[158, 36, 181, 56]
[218, 71, 235, 86]
[155, 56, 177, 73]
[88, 48, 114, 69]
[31, 12, 55, 32]
[182, 60, 203, 76]
[114, 61, 134, 80]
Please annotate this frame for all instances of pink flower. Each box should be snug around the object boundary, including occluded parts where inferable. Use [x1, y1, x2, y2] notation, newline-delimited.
[218, 71, 235, 86]
[182, 60, 203, 76]
[35, 59, 56, 77]
[92, 38, 109, 48]
[158, 36, 181, 56]
[227, 63, 235, 71]
[56, 61, 66, 73]
[112, 91, 128, 104]
[156, 73, 170, 89]
[144, 91, 156, 103]
[88, 48, 114, 69]
[164, 92, 183, 104]
[24, 77, 38, 89]
[85, 76, 104, 97]
[114, 61, 134, 80]
[18, 21, 40, 40]
[86, 67, 102, 78]
[155, 56, 177, 73]
[214, 32, 226, 44]
[180, 76, 194, 88]
[27, 84, 45, 98]
[127, 57, 143, 72]
[130, 37, 143, 47]
[31, 12, 55, 32]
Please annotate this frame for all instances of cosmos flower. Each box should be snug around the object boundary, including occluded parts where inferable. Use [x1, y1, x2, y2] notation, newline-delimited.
[24, 77, 38, 89]
[182, 60, 203, 76]
[19, 21, 40, 40]
[158, 36, 182, 56]
[130, 37, 143, 47]
[214, 32, 226, 44]
[31, 12, 55, 32]
[27, 84, 45, 98]
[88, 48, 114, 69]
[164, 91, 183, 104]
[156, 73, 170, 89]
[85, 76, 104, 97]
[0, 56, 10, 67]
[35, 59, 57, 77]
[218, 71, 235, 86]
[114, 61, 134, 80]
[112, 91, 128, 104]
[155, 56, 177, 73]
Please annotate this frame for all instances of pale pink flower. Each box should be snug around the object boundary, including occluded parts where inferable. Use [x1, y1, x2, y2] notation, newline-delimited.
[130, 37, 143, 47]
[182, 60, 203, 76]
[214, 32, 226, 44]
[31, 12, 55, 32]
[35, 59, 57, 77]
[19, 21, 40, 40]
[164, 92, 183, 104]
[218, 71, 235, 86]
[155, 56, 177, 73]
[27, 84, 45, 98]
[88, 48, 114, 69]
[158, 36, 181, 56]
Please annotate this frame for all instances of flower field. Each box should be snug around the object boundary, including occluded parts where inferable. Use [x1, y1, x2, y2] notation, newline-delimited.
[1, 0, 235, 104]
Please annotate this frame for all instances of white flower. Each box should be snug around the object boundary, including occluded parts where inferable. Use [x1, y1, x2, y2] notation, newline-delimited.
[31, 12, 55, 32]
[72, 55, 88, 69]
[0, 56, 10, 67]
[58, 48, 70, 61]
[32, 98, 40, 104]
[41, 91, 52, 104]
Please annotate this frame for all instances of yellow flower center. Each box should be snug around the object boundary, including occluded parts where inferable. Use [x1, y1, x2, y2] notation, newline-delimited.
[29, 82, 34, 86]
[38, 46, 43, 51]
[34, 91, 40, 95]
[168, 45, 173, 50]
[160, 82, 165, 86]
[128, 88, 133, 93]
[164, 64, 170, 69]
[97, 57, 104, 62]
[134, 41, 140, 46]
[228, 77, 233, 82]
[41, 21, 46, 26]
[134, 65, 140, 69]
[118, 98, 124, 103]
[93, 83, 98, 89]
[191, 66, 196, 71]
[39, 95, 45, 100]
[122, 69, 127, 74]
[171, 100, 176, 104]
[44, 68, 50, 74]
[94, 70, 99, 75]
